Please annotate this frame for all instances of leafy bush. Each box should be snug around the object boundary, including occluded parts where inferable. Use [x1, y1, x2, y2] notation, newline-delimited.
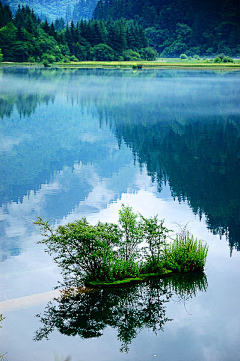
[42, 59, 50, 67]
[41, 53, 56, 63]
[123, 49, 141, 61]
[0, 49, 3, 62]
[63, 55, 71, 63]
[90, 44, 115, 61]
[193, 54, 200, 60]
[35, 217, 121, 283]
[27, 56, 35, 63]
[35, 205, 208, 285]
[180, 53, 187, 59]
[214, 57, 221, 63]
[223, 56, 234, 63]
[214, 53, 234, 63]
[140, 215, 171, 273]
[70, 55, 79, 62]
[139, 47, 158, 60]
[162, 229, 208, 272]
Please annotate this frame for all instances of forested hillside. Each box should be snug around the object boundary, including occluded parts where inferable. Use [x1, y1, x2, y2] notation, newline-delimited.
[0, 1, 157, 62]
[94, 0, 240, 56]
[1, 0, 97, 21]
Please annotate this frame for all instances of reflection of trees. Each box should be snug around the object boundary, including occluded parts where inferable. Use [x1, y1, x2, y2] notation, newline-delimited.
[112, 116, 240, 253]
[1, 68, 240, 252]
[35, 272, 207, 352]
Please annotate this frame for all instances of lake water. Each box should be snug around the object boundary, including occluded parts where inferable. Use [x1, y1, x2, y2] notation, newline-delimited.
[0, 67, 240, 361]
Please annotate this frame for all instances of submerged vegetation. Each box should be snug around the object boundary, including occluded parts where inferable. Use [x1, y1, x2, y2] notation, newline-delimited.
[35, 205, 208, 287]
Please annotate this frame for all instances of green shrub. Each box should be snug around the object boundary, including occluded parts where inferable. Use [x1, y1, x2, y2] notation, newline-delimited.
[42, 59, 50, 67]
[193, 54, 200, 60]
[63, 55, 71, 63]
[0, 49, 3, 62]
[214, 54, 234, 63]
[41, 53, 56, 64]
[35, 206, 208, 285]
[123, 49, 141, 61]
[224, 56, 234, 63]
[27, 56, 35, 63]
[180, 53, 188, 60]
[90, 44, 115, 61]
[214, 57, 221, 63]
[162, 229, 208, 272]
[70, 55, 79, 62]
[139, 47, 158, 61]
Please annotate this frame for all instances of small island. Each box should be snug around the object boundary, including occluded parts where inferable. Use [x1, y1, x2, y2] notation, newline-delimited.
[35, 204, 208, 288]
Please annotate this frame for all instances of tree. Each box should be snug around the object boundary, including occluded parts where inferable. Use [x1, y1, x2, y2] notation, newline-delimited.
[140, 215, 171, 271]
[90, 43, 115, 61]
[118, 204, 142, 261]
[139, 46, 158, 60]
[35, 217, 121, 282]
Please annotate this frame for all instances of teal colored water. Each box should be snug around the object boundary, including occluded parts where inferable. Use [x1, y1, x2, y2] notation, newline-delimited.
[0, 67, 239, 361]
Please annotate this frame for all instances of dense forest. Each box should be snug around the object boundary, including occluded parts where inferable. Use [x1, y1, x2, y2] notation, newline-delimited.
[0, 1, 157, 62]
[94, 0, 240, 56]
[1, 0, 239, 60]
[1, 0, 98, 22]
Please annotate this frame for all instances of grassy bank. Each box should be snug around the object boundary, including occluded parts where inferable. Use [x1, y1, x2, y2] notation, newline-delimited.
[85, 270, 173, 288]
[52, 60, 240, 70]
[1, 60, 240, 70]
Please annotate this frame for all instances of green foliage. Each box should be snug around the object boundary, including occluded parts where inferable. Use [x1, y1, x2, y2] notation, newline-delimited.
[123, 49, 141, 61]
[162, 229, 208, 273]
[140, 215, 171, 273]
[118, 204, 142, 261]
[90, 43, 115, 61]
[35, 217, 121, 283]
[70, 54, 79, 62]
[0, 3, 152, 62]
[193, 54, 200, 60]
[139, 47, 158, 60]
[0, 48, 2, 61]
[27, 55, 35, 63]
[94, 0, 240, 57]
[214, 54, 234, 63]
[35, 205, 208, 286]
[41, 53, 56, 63]
[42, 59, 50, 67]
[180, 53, 187, 60]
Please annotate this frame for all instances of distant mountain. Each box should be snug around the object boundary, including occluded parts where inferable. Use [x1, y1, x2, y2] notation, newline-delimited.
[93, 0, 240, 56]
[2, 0, 97, 21]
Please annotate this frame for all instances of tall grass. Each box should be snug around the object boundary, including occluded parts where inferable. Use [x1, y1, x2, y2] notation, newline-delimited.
[162, 230, 208, 273]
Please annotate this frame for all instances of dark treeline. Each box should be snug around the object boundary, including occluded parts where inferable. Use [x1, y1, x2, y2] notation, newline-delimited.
[94, 0, 240, 56]
[0, 1, 157, 63]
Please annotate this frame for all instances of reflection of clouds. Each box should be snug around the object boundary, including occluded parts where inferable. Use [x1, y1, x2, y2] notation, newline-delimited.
[0, 134, 30, 153]
[0, 179, 61, 239]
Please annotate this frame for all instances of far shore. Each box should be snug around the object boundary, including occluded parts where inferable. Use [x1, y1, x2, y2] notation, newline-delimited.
[1, 60, 240, 70]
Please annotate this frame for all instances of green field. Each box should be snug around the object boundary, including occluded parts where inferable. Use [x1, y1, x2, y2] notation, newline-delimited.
[1, 59, 240, 70]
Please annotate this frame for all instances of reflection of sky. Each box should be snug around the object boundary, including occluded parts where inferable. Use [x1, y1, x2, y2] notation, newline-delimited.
[1, 187, 240, 361]
[0, 69, 240, 361]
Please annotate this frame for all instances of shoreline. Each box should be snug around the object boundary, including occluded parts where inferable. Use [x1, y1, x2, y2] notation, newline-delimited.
[1, 60, 240, 70]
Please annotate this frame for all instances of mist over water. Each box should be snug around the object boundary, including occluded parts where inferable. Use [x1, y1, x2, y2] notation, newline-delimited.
[0, 68, 240, 361]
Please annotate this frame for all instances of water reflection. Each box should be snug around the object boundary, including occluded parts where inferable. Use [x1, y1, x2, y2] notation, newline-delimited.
[0, 67, 240, 254]
[34, 272, 208, 352]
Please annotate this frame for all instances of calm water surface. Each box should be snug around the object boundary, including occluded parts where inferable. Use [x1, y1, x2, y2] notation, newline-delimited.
[0, 67, 240, 361]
